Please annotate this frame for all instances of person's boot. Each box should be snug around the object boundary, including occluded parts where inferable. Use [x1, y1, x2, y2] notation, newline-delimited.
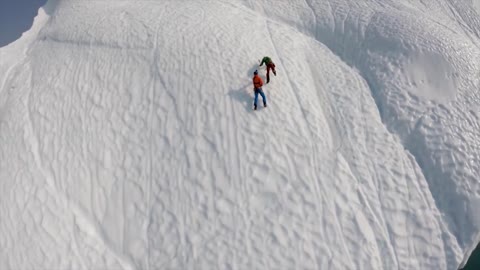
[263, 101, 267, 108]
[254, 104, 257, 110]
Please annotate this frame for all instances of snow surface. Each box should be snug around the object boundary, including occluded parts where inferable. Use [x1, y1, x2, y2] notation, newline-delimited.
[1, 0, 480, 269]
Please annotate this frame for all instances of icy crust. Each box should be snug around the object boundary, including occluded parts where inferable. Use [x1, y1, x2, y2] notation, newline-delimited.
[0, 0, 479, 269]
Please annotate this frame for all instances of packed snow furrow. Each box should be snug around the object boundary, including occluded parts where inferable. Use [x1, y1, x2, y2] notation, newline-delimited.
[323, 94, 399, 268]
[71, 218, 91, 269]
[144, 9, 170, 268]
[304, 0, 318, 36]
[447, 1, 480, 44]
[213, 30, 247, 268]
[0, 65, 19, 98]
[38, 36, 153, 51]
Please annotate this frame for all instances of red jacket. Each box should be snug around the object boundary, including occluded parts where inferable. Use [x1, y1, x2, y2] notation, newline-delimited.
[253, 74, 263, 89]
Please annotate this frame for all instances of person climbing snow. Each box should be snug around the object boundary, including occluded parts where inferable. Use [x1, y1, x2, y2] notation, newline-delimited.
[259, 56, 276, 84]
[252, 70, 267, 110]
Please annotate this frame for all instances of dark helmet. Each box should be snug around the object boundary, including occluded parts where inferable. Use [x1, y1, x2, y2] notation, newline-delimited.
[254, 70, 258, 75]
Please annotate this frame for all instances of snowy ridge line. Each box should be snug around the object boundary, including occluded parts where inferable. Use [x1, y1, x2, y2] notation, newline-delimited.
[328, 72, 403, 268]
[0, 64, 20, 102]
[262, 20, 338, 263]
[257, 8, 430, 266]
[359, 45, 460, 270]
[0, 5, 51, 93]
[262, 7, 390, 266]
[261, 12, 350, 264]
[253, 2, 456, 268]
[268, 2, 474, 268]
[291, 2, 478, 268]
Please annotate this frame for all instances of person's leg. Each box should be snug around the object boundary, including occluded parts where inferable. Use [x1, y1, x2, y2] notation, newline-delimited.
[272, 63, 276, 76]
[266, 65, 271, 83]
[254, 89, 259, 109]
[260, 89, 267, 107]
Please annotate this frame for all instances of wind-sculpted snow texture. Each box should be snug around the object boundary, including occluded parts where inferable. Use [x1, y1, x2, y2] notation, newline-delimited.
[0, 0, 479, 269]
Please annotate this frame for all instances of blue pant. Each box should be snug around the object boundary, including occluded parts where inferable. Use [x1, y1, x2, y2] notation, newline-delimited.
[254, 88, 266, 106]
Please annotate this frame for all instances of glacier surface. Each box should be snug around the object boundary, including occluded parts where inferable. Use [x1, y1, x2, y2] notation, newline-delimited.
[1, 0, 480, 269]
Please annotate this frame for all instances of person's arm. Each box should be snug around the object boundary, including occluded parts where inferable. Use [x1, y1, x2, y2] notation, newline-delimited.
[259, 57, 266, 66]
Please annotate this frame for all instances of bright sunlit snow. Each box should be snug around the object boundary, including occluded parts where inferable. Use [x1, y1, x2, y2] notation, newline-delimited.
[1, 0, 480, 269]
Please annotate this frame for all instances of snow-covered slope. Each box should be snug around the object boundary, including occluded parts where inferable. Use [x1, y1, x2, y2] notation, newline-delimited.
[1, 0, 479, 269]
